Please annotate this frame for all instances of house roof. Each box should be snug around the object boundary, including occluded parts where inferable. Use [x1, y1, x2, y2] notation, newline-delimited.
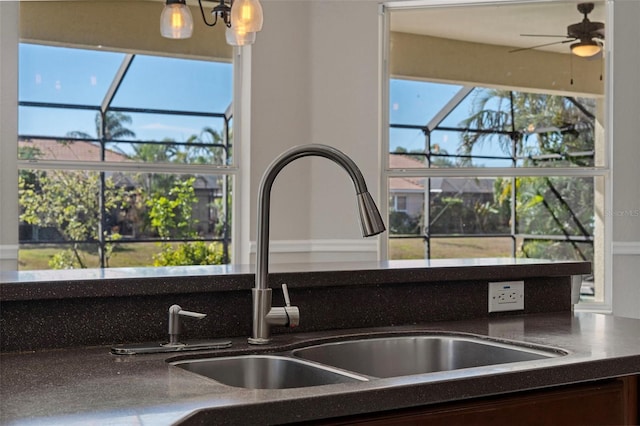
[389, 154, 494, 194]
[18, 138, 221, 191]
[19, 138, 131, 162]
[389, 154, 425, 192]
[390, 177, 424, 192]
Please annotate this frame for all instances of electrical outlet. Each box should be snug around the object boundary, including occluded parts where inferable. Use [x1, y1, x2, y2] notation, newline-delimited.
[488, 281, 525, 313]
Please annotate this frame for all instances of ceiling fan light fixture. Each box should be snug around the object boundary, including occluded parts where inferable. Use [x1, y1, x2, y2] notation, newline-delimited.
[571, 40, 601, 57]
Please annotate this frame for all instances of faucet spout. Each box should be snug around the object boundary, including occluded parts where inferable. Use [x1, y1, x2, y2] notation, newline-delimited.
[249, 144, 386, 344]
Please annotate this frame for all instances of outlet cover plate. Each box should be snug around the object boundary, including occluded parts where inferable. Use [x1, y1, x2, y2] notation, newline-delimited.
[488, 281, 525, 312]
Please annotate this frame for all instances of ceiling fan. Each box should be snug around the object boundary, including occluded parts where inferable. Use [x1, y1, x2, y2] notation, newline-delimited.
[510, 2, 605, 58]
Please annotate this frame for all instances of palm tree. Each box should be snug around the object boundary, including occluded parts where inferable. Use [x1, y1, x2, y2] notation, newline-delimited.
[457, 89, 596, 261]
[180, 126, 227, 165]
[66, 111, 136, 141]
[458, 89, 595, 167]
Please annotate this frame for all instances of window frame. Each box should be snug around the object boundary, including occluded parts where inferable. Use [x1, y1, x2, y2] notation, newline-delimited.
[16, 43, 238, 268]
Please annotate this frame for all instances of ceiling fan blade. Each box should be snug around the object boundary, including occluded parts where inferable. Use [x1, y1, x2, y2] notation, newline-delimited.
[519, 34, 569, 38]
[509, 39, 575, 54]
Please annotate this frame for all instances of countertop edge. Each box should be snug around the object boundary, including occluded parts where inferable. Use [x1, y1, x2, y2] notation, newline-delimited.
[0, 258, 591, 301]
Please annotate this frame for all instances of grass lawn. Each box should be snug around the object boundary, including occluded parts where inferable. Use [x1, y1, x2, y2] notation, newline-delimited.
[20, 238, 512, 270]
[389, 237, 514, 260]
[19, 242, 165, 270]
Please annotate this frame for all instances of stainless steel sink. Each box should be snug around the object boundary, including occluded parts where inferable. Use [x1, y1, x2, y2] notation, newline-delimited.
[171, 355, 368, 389]
[293, 335, 564, 378]
[171, 334, 565, 389]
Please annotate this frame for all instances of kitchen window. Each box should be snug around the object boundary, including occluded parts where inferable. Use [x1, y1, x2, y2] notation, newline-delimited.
[385, 78, 606, 303]
[17, 43, 234, 270]
[382, 0, 613, 307]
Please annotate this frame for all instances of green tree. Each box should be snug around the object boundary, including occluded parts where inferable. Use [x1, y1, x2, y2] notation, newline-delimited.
[458, 90, 595, 167]
[146, 177, 223, 266]
[18, 171, 129, 268]
[18, 145, 43, 187]
[67, 111, 136, 141]
[388, 211, 422, 235]
[130, 126, 228, 242]
[21, 117, 229, 268]
[131, 139, 180, 196]
[458, 90, 595, 261]
[179, 126, 228, 165]
[147, 178, 198, 239]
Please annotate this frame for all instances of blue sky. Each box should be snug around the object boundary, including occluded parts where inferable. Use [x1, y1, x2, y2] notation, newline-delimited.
[389, 79, 512, 166]
[19, 43, 508, 165]
[18, 43, 232, 143]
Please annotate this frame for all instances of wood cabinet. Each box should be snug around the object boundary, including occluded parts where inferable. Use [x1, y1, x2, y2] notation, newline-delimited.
[312, 376, 638, 426]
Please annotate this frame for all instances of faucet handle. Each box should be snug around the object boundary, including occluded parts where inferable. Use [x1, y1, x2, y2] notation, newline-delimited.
[281, 284, 292, 307]
[177, 309, 207, 320]
[280, 284, 299, 328]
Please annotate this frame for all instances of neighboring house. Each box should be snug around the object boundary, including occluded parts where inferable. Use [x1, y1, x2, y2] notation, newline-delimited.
[19, 138, 133, 162]
[18, 138, 221, 240]
[389, 154, 495, 219]
[389, 155, 427, 218]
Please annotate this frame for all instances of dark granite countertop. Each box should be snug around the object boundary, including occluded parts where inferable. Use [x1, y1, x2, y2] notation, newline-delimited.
[2, 312, 639, 426]
[0, 258, 590, 301]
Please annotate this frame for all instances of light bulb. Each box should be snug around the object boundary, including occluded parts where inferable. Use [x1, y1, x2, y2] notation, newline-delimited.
[231, 0, 263, 33]
[160, 0, 193, 39]
[226, 24, 257, 46]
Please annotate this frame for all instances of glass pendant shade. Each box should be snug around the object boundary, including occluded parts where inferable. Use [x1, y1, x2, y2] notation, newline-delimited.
[231, 0, 263, 33]
[226, 25, 256, 46]
[160, 0, 194, 39]
[571, 40, 601, 58]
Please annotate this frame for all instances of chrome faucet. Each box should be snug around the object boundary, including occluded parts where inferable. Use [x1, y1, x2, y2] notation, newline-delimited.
[248, 144, 386, 345]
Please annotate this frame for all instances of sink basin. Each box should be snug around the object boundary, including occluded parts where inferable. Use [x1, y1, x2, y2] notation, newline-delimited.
[293, 335, 563, 378]
[171, 355, 368, 389]
[171, 334, 565, 389]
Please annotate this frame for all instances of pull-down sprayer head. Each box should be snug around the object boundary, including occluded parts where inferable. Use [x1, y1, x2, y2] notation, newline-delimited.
[357, 191, 386, 237]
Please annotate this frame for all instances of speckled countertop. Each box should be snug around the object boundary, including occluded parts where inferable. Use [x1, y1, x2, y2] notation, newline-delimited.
[0, 258, 590, 301]
[2, 312, 639, 426]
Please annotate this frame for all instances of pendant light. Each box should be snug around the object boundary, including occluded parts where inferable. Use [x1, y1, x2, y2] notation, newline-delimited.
[226, 25, 256, 47]
[161, 0, 264, 46]
[160, 0, 194, 39]
[231, 0, 263, 33]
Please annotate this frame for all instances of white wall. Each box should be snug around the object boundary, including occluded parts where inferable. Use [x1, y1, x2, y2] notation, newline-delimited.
[247, 0, 382, 264]
[610, 0, 640, 319]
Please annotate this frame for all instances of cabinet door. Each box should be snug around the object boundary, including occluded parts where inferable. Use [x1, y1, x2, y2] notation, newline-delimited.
[315, 377, 637, 426]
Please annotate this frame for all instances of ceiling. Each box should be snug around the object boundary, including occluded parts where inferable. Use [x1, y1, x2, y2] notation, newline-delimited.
[390, 1, 607, 54]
